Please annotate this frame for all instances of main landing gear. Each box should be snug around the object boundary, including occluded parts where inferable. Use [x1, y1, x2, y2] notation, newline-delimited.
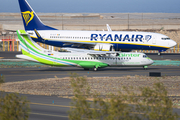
[93, 67, 98, 71]
[83, 67, 98, 71]
[158, 52, 161, 56]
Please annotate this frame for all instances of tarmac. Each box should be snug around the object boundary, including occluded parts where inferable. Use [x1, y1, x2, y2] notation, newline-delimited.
[1, 52, 180, 67]
[0, 52, 180, 120]
[1, 66, 180, 120]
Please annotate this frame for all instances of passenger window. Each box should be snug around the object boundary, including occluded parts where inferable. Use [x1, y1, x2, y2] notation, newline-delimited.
[162, 38, 170, 40]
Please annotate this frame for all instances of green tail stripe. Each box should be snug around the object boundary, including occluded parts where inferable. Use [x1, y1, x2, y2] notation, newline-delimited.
[22, 35, 41, 51]
[17, 30, 55, 59]
[18, 30, 41, 51]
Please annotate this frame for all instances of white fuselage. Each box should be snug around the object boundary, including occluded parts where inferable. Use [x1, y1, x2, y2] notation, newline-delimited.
[28, 30, 177, 51]
[43, 51, 154, 67]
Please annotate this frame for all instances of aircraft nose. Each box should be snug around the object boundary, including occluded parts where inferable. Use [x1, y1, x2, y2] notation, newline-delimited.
[147, 58, 154, 65]
[150, 59, 154, 65]
[169, 40, 177, 47]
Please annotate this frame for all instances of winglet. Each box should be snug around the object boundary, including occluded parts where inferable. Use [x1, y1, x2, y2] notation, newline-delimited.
[106, 24, 112, 31]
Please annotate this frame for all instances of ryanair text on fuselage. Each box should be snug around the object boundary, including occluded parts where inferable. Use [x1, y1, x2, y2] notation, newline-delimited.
[90, 34, 152, 42]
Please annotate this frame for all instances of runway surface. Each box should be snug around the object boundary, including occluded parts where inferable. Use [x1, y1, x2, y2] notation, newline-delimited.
[0, 65, 180, 82]
[0, 66, 179, 83]
[0, 52, 180, 119]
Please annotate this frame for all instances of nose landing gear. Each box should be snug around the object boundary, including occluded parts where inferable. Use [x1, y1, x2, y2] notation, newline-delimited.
[143, 66, 148, 70]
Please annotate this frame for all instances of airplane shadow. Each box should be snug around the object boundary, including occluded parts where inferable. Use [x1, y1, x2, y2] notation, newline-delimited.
[29, 67, 161, 72]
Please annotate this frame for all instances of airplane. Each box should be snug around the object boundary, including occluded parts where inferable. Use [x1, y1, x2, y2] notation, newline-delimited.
[16, 30, 154, 71]
[18, 0, 177, 54]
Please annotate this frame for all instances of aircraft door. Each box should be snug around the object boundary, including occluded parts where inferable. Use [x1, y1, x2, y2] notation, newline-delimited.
[115, 53, 119, 65]
[152, 36, 156, 44]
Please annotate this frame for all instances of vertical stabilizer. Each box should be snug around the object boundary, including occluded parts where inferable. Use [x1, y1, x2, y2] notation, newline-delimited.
[18, 0, 57, 30]
[16, 30, 43, 55]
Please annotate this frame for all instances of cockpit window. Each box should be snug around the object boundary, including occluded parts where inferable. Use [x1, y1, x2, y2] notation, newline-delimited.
[162, 38, 170, 40]
[143, 55, 147, 58]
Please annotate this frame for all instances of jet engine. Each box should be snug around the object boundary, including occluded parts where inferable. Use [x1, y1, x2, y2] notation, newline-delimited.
[94, 43, 114, 51]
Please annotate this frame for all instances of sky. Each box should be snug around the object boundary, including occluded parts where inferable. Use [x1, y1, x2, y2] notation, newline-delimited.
[0, 0, 180, 13]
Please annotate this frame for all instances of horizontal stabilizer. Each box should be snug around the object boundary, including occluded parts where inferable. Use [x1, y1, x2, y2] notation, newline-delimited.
[16, 54, 38, 62]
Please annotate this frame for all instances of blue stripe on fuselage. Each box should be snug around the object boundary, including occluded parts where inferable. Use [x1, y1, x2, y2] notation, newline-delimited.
[32, 38, 168, 51]
[113, 44, 168, 51]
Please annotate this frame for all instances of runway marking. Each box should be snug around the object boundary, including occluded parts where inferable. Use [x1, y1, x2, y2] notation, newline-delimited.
[30, 102, 73, 108]
[31, 112, 68, 118]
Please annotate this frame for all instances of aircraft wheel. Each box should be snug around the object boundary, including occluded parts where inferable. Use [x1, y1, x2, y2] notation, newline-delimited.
[143, 66, 148, 70]
[93, 67, 98, 71]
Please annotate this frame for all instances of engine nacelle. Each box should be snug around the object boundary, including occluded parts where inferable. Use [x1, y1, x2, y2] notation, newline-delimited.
[94, 43, 114, 51]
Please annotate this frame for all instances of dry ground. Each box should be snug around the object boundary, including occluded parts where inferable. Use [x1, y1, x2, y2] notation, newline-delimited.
[0, 75, 180, 107]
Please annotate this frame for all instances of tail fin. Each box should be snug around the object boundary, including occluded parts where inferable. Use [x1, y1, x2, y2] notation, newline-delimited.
[18, 0, 57, 31]
[16, 30, 69, 66]
[16, 30, 47, 55]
